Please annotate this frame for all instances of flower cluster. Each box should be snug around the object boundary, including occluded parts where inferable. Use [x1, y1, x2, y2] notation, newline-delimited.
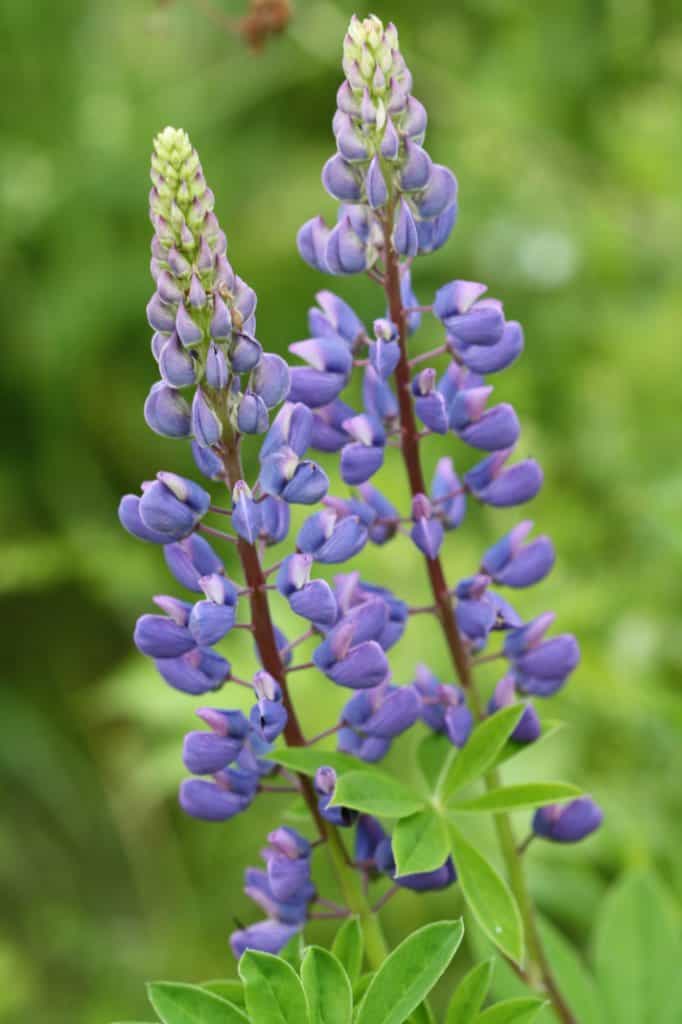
[119, 16, 602, 965]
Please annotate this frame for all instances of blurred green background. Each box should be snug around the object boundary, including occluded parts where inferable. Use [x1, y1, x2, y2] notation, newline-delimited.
[2, 0, 681, 1020]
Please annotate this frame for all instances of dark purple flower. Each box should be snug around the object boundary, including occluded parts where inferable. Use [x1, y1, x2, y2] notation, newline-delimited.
[533, 798, 603, 843]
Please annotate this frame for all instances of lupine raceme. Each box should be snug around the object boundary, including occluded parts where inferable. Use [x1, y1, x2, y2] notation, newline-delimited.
[119, 20, 601, 1024]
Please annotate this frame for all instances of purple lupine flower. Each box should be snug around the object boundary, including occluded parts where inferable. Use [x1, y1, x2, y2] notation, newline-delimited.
[338, 683, 420, 763]
[431, 457, 466, 530]
[122, 472, 210, 543]
[434, 281, 505, 348]
[333, 573, 408, 651]
[481, 521, 555, 588]
[155, 646, 231, 695]
[488, 675, 541, 745]
[163, 534, 223, 592]
[340, 413, 385, 485]
[179, 764, 257, 822]
[313, 597, 390, 688]
[410, 493, 444, 560]
[188, 573, 238, 646]
[413, 368, 449, 434]
[533, 798, 603, 843]
[276, 553, 338, 628]
[297, 507, 368, 563]
[314, 766, 357, 827]
[375, 835, 457, 892]
[230, 920, 301, 959]
[250, 671, 288, 743]
[413, 665, 473, 747]
[504, 612, 580, 696]
[465, 448, 543, 507]
[183, 708, 250, 774]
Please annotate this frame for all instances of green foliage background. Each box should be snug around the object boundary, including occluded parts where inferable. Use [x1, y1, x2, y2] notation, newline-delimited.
[1, 0, 681, 1020]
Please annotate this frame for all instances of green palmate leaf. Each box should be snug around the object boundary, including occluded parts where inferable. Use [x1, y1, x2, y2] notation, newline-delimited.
[445, 959, 494, 1024]
[239, 951, 310, 1024]
[265, 748, 361, 776]
[355, 920, 464, 1024]
[449, 824, 524, 964]
[331, 771, 425, 818]
[476, 997, 546, 1023]
[393, 807, 450, 876]
[594, 872, 682, 1024]
[417, 732, 453, 792]
[201, 980, 245, 1007]
[449, 782, 581, 814]
[147, 983, 246, 1024]
[494, 720, 565, 769]
[301, 946, 352, 1024]
[536, 918, 603, 1024]
[442, 706, 525, 799]
[332, 917, 364, 985]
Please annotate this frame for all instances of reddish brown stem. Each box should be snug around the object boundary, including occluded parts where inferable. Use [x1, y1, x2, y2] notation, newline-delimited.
[218, 439, 328, 839]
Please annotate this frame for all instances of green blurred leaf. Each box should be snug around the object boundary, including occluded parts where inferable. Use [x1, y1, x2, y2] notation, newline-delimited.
[536, 918, 603, 1024]
[594, 872, 682, 1024]
[417, 732, 453, 792]
[393, 807, 450, 876]
[265, 749, 361, 776]
[300, 946, 352, 1024]
[352, 972, 374, 1005]
[332, 917, 364, 985]
[449, 782, 581, 814]
[355, 920, 464, 1024]
[239, 951, 310, 1024]
[476, 997, 546, 1023]
[331, 771, 424, 819]
[442, 707, 525, 799]
[407, 998, 436, 1024]
[449, 824, 524, 964]
[445, 959, 494, 1024]
[147, 983, 246, 1024]
[200, 980, 245, 1007]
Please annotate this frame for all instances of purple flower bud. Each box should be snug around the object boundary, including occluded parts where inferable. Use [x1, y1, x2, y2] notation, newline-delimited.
[368, 336, 400, 381]
[314, 766, 356, 827]
[183, 726, 246, 774]
[205, 343, 228, 390]
[118, 494, 171, 544]
[265, 827, 311, 901]
[164, 534, 223, 592]
[257, 495, 290, 545]
[393, 198, 419, 257]
[298, 509, 368, 563]
[237, 392, 269, 435]
[175, 302, 203, 347]
[366, 156, 389, 209]
[400, 141, 432, 190]
[191, 389, 222, 447]
[187, 274, 206, 309]
[179, 778, 247, 821]
[191, 440, 223, 480]
[431, 457, 466, 531]
[312, 290, 364, 345]
[134, 613, 194, 658]
[188, 597, 236, 647]
[413, 666, 473, 746]
[410, 493, 443, 559]
[314, 628, 389, 689]
[465, 449, 543, 507]
[288, 367, 348, 408]
[230, 333, 263, 373]
[356, 483, 399, 544]
[144, 381, 192, 438]
[363, 365, 398, 421]
[261, 402, 313, 461]
[340, 443, 385, 485]
[362, 685, 421, 739]
[276, 553, 313, 597]
[282, 459, 329, 505]
[435, 285, 505, 348]
[455, 402, 521, 452]
[289, 336, 353, 376]
[230, 921, 301, 960]
[155, 646, 230, 695]
[325, 216, 369, 275]
[488, 676, 541, 744]
[297, 216, 331, 272]
[252, 353, 291, 409]
[310, 399, 356, 452]
[355, 814, 388, 866]
[533, 798, 603, 843]
[210, 292, 232, 340]
[513, 634, 581, 697]
[338, 728, 391, 764]
[482, 522, 555, 588]
[335, 113, 370, 162]
[292, 579, 339, 628]
[451, 319, 524, 375]
[415, 165, 458, 219]
[146, 292, 177, 333]
[323, 154, 362, 202]
[251, 697, 288, 743]
[159, 333, 197, 388]
[244, 867, 312, 924]
[137, 473, 209, 540]
[231, 480, 260, 543]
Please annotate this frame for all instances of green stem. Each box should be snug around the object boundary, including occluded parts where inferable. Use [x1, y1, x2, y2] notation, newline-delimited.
[326, 827, 389, 970]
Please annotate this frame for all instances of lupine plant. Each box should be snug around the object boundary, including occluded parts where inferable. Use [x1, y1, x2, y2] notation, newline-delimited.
[117, 15, 605, 1024]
